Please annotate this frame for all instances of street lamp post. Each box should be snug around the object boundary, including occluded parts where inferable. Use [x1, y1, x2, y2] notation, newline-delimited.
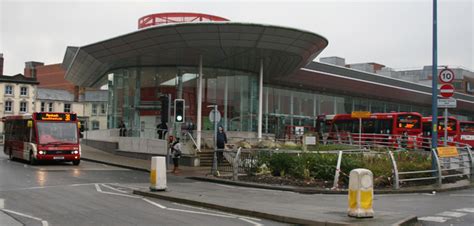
[431, 0, 439, 174]
[208, 105, 218, 175]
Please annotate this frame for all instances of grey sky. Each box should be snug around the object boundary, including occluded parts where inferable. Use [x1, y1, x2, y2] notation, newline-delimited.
[0, 0, 472, 75]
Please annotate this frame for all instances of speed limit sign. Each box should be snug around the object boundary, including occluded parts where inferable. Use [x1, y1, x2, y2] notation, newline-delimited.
[439, 68, 455, 83]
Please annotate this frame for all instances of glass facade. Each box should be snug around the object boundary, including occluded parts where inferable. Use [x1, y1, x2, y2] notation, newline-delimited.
[106, 66, 257, 138]
[104, 66, 474, 139]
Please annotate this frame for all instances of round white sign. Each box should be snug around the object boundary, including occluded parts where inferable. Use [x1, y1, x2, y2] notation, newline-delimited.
[439, 68, 455, 83]
[209, 109, 221, 123]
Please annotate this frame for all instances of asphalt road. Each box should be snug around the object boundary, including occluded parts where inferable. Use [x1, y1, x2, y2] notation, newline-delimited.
[0, 147, 286, 226]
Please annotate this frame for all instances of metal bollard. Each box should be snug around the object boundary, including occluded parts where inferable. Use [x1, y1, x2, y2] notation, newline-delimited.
[348, 168, 374, 218]
[150, 156, 167, 191]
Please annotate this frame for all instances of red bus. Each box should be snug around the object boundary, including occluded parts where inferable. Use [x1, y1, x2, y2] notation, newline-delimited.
[3, 112, 81, 165]
[327, 112, 423, 147]
[459, 121, 474, 147]
[422, 116, 459, 146]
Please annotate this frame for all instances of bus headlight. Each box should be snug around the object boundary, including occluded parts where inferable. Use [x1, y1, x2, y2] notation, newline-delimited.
[39, 151, 45, 155]
[72, 151, 79, 154]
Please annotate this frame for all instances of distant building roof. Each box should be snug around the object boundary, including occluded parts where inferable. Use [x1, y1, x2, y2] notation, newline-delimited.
[37, 88, 74, 101]
[0, 74, 39, 84]
[82, 90, 108, 102]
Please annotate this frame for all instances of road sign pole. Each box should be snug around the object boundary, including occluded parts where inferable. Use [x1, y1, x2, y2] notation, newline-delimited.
[359, 117, 362, 149]
[211, 105, 218, 176]
[444, 108, 448, 146]
[431, 0, 438, 174]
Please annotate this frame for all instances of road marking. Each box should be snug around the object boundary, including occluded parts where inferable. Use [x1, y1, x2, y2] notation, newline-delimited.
[166, 207, 236, 218]
[101, 184, 128, 193]
[94, 183, 103, 192]
[216, 184, 236, 189]
[2, 209, 49, 226]
[95, 184, 141, 199]
[418, 216, 451, 223]
[171, 202, 261, 221]
[111, 183, 142, 190]
[436, 211, 467, 218]
[142, 198, 167, 209]
[239, 217, 264, 226]
[455, 208, 474, 213]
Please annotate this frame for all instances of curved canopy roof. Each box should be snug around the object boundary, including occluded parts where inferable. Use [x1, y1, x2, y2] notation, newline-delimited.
[63, 22, 328, 87]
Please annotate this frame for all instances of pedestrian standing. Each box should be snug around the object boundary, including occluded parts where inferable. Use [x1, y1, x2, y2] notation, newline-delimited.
[216, 126, 227, 163]
[171, 137, 182, 173]
[119, 120, 127, 137]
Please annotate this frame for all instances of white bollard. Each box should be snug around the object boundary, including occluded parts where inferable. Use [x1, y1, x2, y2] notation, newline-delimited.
[150, 156, 167, 191]
[348, 168, 374, 218]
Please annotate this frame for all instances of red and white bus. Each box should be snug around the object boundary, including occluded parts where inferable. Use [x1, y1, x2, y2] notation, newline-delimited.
[3, 112, 81, 165]
[459, 121, 474, 147]
[422, 116, 459, 146]
[326, 112, 423, 147]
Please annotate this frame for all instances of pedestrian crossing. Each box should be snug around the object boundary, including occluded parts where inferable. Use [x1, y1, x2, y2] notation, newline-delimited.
[418, 208, 474, 223]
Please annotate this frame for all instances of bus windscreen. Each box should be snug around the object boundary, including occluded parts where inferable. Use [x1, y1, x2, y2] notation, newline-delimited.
[397, 115, 421, 129]
[37, 122, 78, 144]
[460, 122, 474, 133]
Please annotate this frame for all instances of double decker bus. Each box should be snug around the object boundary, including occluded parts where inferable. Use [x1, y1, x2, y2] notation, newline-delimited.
[459, 121, 474, 147]
[422, 116, 459, 146]
[3, 112, 81, 165]
[327, 112, 423, 147]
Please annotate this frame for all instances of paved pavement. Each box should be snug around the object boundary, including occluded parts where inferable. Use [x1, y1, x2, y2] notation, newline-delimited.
[81, 144, 209, 177]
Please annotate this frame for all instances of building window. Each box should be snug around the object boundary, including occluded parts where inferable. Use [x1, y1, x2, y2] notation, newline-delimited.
[64, 103, 71, 113]
[92, 121, 100, 130]
[20, 102, 28, 113]
[20, 87, 28, 96]
[5, 101, 12, 112]
[92, 104, 97, 115]
[48, 103, 53, 112]
[100, 103, 106, 115]
[41, 102, 45, 112]
[5, 85, 13, 95]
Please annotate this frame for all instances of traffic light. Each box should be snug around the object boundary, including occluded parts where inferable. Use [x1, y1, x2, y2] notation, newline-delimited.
[174, 99, 185, 123]
[160, 95, 169, 123]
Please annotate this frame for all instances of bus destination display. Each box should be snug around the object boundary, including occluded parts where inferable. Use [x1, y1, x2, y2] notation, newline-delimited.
[36, 113, 76, 121]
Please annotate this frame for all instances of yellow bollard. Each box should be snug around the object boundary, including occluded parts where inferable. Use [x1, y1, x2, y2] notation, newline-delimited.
[348, 168, 374, 218]
[150, 156, 167, 191]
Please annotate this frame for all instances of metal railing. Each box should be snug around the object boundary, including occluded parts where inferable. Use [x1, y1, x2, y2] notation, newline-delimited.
[221, 144, 473, 189]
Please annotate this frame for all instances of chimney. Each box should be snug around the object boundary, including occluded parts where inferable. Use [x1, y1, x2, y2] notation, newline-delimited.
[0, 53, 4, 75]
[24, 61, 44, 78]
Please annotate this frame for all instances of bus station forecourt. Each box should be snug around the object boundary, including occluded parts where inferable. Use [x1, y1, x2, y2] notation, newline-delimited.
[1, 12, 474, 226]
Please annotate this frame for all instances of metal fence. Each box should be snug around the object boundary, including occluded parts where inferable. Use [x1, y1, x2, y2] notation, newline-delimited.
[216, 144, 473, 190]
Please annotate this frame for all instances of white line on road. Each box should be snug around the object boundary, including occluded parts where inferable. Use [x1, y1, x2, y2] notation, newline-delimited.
[239, 217, 264, 226]
[171, 202, 261, 221]
[142, 198, 167, 209]
[101, 184, 128, 193]
[95, 184, 142, 198]
[166, 207, 236, 218]
[95, 183, 103, 192]
[216, 184, 236, 189]
[110, 183, 142, 190]
[436, 211, 467, 218]
[418, 216, 451, 223]
[455, 208, 474, 213]
[1, 209, 49, 226]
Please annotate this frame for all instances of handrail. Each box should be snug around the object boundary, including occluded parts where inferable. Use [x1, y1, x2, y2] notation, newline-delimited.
[185, 132, 199, 152]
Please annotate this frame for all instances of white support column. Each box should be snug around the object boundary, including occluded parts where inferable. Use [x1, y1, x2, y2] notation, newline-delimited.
[224, 75, 228, 131]
[196, 55, 203, 151]
[258, 59, 263, 140]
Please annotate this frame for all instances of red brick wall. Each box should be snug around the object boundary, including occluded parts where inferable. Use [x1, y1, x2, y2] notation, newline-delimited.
[34, 64, 76, 93]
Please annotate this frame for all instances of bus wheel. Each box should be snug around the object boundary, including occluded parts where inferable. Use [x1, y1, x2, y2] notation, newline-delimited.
[72, 160, 80, 166]
[29, 152, 37, 165]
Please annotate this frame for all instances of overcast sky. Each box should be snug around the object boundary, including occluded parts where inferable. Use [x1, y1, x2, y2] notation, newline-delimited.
[0, 0, 472, 75]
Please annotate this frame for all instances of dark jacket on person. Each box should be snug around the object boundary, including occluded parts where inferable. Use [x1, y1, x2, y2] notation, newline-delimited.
[216, 131, 227, 149]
